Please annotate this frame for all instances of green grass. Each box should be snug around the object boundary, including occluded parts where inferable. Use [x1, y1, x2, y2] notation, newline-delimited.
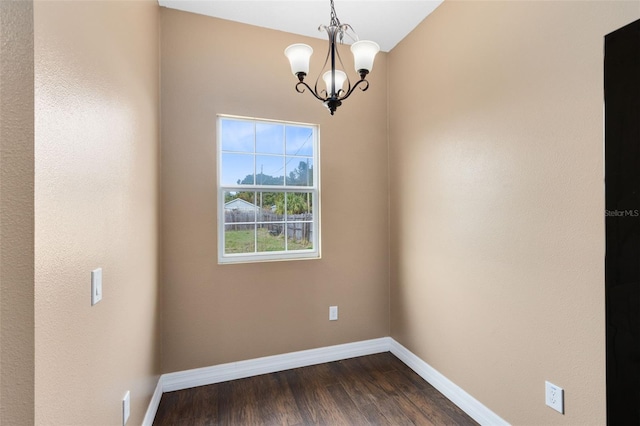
[225, 227, 312, 254]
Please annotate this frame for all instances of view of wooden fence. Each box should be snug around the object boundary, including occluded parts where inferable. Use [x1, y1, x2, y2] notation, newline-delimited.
[224, 209, 312, 243]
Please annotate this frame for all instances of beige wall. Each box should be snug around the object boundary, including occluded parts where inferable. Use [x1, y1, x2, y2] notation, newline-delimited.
[0, 1, 35, 424]
[34, 1, 160, 424]
[160, 9, 389, 373]
[389, 1, 639, 424]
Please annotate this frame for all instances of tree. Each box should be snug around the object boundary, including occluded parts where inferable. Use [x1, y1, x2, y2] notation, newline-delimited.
[230, 161, 313, 214]
[225, 191, 254, 204]
[274, 193, 311, 215]
[239, 173, 284, 186]
[287, 160, 313, 186]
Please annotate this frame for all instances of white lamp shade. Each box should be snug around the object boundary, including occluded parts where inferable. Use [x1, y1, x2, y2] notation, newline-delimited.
[284, 44, 313, 75]
[322, 70, 347, 95]
[351, 40, 380, 73]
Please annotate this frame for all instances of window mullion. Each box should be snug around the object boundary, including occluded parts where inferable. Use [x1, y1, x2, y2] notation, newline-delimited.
[282, 192, 286, 252]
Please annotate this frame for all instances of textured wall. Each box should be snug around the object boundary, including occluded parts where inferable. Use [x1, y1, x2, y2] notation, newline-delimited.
[34, 1, 160, 424]
[0, 1, 35, 424]
[160, 9, 389, 373]
[389, 1, 639, 424]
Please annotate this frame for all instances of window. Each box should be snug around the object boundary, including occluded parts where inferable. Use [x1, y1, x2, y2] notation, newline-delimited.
[217, 115, 320, 263]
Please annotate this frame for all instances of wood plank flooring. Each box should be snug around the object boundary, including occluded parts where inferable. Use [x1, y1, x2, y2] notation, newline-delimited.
[153, 352, 478, 425]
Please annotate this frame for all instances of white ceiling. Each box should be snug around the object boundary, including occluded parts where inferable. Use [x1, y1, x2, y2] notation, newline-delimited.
[157, 1, 443, 52]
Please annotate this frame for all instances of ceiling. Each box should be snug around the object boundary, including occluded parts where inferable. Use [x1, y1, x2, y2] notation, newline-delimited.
[157, 1, 444, 52]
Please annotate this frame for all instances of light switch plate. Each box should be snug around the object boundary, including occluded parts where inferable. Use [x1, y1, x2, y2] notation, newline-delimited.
[122, 390, 130, 425]
[329, 305, 338, 321]
[91, 268, 102, 306]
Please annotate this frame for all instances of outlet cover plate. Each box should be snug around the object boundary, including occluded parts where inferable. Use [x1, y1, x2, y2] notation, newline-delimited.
[545, 381, 564, 414]
[123, 390, 130, 425]
[91, 268, 102, 306]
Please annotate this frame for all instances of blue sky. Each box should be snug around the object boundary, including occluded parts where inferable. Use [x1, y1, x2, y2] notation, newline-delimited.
[220, 118, 314, 186]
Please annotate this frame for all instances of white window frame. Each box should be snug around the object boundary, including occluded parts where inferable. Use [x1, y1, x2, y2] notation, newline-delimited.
[217, 115, 321, 264]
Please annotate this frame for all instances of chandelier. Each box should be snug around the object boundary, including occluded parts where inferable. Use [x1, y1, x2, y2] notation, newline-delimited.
[284, 0, 380, 115]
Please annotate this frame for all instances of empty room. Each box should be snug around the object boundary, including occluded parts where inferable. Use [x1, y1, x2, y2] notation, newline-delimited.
[1, 0, 638, 424]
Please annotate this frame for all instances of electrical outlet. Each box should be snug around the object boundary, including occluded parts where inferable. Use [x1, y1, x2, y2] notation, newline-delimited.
[122, 391, 130, 425]
[545, 381, 564, 414]
[91, 268, 102, 306]
[329, 305, 338, 321]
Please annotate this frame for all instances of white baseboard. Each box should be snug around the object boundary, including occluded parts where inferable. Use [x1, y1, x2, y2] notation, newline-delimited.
[144, 337, 508, 426]
[162, 337, 390, 392]
[142, 376, 164, 426]
[389, 339, 509, 426]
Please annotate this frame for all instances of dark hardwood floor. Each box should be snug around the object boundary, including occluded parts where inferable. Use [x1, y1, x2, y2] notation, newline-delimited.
[153, 352, 478, 425]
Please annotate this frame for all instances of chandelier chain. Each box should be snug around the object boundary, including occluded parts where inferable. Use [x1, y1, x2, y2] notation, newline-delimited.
[329, 0, 341, 27]
[329, 0, 346, 44]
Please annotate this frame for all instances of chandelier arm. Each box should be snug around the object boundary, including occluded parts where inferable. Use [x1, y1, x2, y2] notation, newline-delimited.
[339, 24, 359, 44]
[313, 78, 325, 101]
[331, 37, 352, 97]
[295, 81, 327, 102]
[312, 27, 335, 99]
[337, 78, 369, 101]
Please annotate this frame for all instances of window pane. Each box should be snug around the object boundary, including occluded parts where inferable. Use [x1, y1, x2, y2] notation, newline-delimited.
[221, 153, 254, 185]
[224, 191, 256, 223]
[257, 224, 285, 252]
[256, 123, 284, 154]
[221, 119, 254, 153]
[285, 125, 314, 156]
[286, 192, 313, 216]
[285, 157, 313, 186]
[256, 155, 284, 186]
[224, 224, 255, 254]
[256, 192, 284, 222]
[286, 221, 313, 250]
